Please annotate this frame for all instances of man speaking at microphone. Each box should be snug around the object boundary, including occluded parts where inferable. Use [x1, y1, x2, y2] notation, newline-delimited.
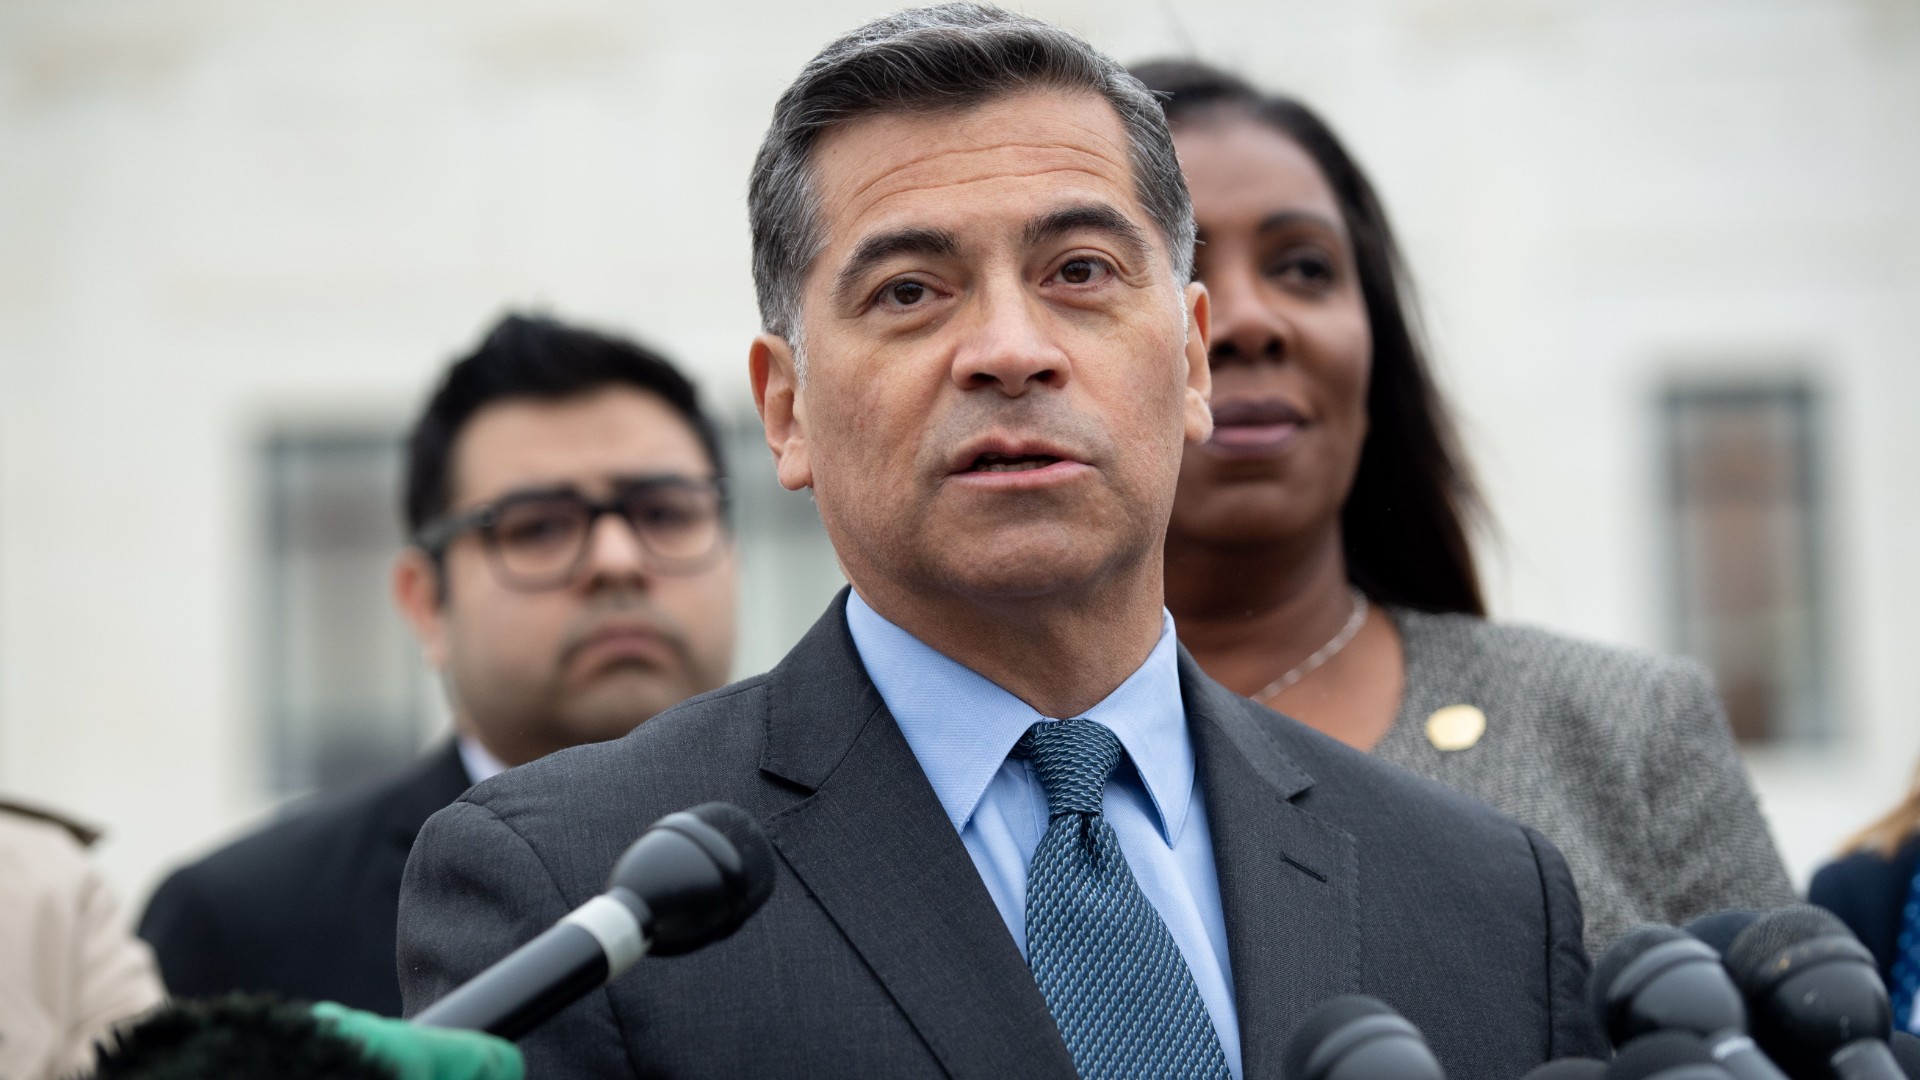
[398, 5, 1606, 1076]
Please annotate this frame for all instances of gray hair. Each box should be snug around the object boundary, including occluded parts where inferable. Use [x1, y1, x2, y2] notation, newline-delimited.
[747, 3, 1196, 357]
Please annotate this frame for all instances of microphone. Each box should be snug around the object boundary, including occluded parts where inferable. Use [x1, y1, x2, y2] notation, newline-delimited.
[413, 802, 775, 1040]
[1607, 1031, 1737, 1079]
[1724, 905, 1902, 1080]
[1590, 925, 1788, 1080]
[1686, 911, 1763, 957]
[1281, 995, 1445, 1080]
[1522, 1060, 1608, 1079]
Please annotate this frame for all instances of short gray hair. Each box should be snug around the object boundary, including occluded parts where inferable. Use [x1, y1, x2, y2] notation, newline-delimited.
[747, 3, 1196, 348]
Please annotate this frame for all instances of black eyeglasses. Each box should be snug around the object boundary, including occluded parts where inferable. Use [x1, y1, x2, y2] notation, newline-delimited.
[416, 477, 729, 591]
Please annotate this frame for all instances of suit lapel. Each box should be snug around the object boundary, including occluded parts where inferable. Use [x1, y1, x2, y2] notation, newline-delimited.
[1182, 651, 1360, 1080]
[758, 593, 1078, 1079]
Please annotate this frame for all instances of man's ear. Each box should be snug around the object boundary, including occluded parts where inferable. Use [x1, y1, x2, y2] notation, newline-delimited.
[391, 548, 450, 670]
[1180, 281, 1214, 444]
[749, 333, 815, 492]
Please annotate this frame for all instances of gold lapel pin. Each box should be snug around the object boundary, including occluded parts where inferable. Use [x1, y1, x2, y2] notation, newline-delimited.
[1426, 704, 1487, 752]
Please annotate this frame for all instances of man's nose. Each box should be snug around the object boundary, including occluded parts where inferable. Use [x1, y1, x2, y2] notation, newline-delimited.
[1207, 264, 1290, 365]
[950, 288, 1071, 395]
[579, 512, 651, 587]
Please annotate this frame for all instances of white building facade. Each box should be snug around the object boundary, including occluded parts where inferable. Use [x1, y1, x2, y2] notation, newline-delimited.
[1, 0, 1916, 908]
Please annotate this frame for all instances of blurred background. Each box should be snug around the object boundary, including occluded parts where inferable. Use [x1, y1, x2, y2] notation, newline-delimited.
[1, 0, 1916, 910]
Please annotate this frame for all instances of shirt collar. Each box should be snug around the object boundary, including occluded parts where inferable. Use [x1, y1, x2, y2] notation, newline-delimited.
[456, 734, 510, 786]
[844, 590, 1193, 847]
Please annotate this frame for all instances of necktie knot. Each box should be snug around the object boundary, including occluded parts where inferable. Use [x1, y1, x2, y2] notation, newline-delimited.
[1015, 718, 1121, 819]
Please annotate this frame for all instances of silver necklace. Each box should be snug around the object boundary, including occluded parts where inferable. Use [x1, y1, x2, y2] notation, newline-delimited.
[1253, 587, 1369, 704]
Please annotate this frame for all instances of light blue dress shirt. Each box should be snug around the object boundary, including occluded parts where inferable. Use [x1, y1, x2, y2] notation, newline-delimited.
[845, 591, 1243, 1079]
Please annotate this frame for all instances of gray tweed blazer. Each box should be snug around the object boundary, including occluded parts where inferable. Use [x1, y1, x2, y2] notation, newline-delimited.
[1373, 607, 1795, 956]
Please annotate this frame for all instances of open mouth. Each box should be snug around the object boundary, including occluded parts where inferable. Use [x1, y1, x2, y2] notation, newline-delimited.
[969, 452, 1064, 474]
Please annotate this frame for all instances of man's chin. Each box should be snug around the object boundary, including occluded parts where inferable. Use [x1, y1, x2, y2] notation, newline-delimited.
[925, 525, 1140, 600]
[556, 670, 691, 743]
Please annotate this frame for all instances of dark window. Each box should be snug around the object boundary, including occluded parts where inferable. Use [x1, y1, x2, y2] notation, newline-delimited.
[1662, 378, 1829, 743]
[260, 428, 430, 793]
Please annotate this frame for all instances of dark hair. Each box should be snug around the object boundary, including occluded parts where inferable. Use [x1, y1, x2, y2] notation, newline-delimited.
[403, 313, 726, 537]
[749, 3, 1194, 358]
[1131, 60, 1487, 617]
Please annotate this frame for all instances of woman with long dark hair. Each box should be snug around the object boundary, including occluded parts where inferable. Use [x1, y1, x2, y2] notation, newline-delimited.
[1134, 60, 1794, 953]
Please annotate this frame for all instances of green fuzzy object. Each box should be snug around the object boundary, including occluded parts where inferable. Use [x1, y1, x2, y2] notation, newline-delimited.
[87, 995, 523, 1080]
[311, 1001, 524, 1080]
[91, 994, 396, 1080]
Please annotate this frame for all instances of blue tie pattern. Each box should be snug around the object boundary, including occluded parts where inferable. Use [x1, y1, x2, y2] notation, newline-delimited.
[1017, 718, 1232, 1080]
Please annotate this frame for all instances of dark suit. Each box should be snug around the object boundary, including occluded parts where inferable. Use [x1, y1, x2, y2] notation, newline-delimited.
[1810, 835, 1920, 992]
[399, 594, 1603, 1077]
[141, 742, 471, 1015]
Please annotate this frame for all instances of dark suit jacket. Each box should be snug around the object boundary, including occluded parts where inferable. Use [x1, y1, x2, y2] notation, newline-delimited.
[399, 594, 1603, 1077]
[141, 742, 472, 1015]
[1810, 835, 1920, 991]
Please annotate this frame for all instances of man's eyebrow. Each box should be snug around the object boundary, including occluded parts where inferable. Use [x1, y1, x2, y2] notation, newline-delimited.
[1023, 204, 1152, 264]
[488, 483, 576, 504]
[830, 227, 961, 309]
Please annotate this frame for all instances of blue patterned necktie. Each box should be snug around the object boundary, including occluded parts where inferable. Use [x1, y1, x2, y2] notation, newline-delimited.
[1016, 717, 1232, 1080]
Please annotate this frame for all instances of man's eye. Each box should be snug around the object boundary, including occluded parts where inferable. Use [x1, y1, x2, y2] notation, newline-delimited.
[1054, 257, 1111, 286]
[885, 280, 928, 306]
[497, 509, 581, 547]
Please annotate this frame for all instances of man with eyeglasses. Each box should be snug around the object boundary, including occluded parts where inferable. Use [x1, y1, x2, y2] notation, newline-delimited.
[139, 313, 738, 1017]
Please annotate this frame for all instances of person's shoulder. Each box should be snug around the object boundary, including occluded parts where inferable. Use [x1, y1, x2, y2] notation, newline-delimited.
[152, 752, 446, 904]
[409, 673, 780, 911]
[0, 801, 96, 893]
[1395, 607, 1716, 734]
[454, 673, 776, 829]
[1400, 607, 1703, 685]
[1812, 836, 1920, 905]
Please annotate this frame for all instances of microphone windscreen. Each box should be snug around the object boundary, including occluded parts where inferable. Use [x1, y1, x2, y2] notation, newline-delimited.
[1283, 995, 1399, 1080]
[92, 994, 395, 1080]
[687, 802, 775, 914]
[1889, 1030, 1920, 1078]
[1605, 1031, 1726, 1079]
[1723, 905, 1858, 995]
[1522, 1059, 1608, 1079]
[1592, 926, 1692, 1015]
[1683, 910, 1760, 956]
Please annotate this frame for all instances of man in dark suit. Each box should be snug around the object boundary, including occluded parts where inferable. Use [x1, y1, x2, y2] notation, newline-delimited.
[139, 314, 740, 1015]
[398, 6, 1605, 1076]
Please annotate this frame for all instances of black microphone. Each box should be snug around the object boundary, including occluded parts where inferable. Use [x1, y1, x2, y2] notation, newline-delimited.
[1888, 1032, 1920, 1079]
[1724, 905, 1902, 1080]
[1686, 911, 1763, 957]
[1606, 1031, 1736, 1079]
[1591, 925, 1788, 1080]
[412, 802, 775, 1040]
[1281, 995, 1445, 1080]
[1522, 1060, 1609, 1079]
